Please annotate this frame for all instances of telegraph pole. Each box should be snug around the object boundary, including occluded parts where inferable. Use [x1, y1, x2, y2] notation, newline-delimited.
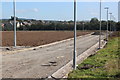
[104, 7, 109, 41]
[13, 0, 16, 47]
[73, 0, 77, 70]
[99, 0, 102, 49]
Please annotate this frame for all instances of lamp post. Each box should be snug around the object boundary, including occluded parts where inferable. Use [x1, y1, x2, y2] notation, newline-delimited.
[99, 0, 102, 49]
[109, 13, 112, 32]
[111, 15, 116, 31]
[73, 0, 77, 70]
[82, 22, 84, 31]
[104, 7, 109, 41]
[13, 0, 16, 47]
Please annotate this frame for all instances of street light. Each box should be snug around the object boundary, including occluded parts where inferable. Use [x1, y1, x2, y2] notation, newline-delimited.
[104, 7, 109, 41]
[111, 15, 116, 31]
[73, 0, 77, 70]
[82, 22, 85, 31]
[109, 13, 112, 32]
[13, 0, 16, 47]
[99, 0, 102, 49]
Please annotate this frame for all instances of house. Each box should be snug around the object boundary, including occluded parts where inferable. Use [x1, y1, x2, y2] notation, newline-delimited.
[22, 21, 31, 26]
[1, 23, 4, 28]
[2, 20, 24, 30]
[9, 21, 23, 28]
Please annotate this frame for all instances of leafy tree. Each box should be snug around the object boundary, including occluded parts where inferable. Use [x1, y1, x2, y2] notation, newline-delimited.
[116, 22, 120, 31]
[3, 18, 119, 31]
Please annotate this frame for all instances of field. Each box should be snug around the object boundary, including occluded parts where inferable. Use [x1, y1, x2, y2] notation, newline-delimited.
[2, 31, 90, 47]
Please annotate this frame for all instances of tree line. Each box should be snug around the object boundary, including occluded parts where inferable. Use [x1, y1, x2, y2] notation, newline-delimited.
[2, 18, 120, 31]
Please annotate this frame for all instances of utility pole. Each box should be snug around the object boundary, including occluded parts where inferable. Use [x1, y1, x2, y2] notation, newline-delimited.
[13, 0, 16, 47]
[99, 0, 102, 49]
[73, 0, 77, 70]
[104, 7, 109, 41]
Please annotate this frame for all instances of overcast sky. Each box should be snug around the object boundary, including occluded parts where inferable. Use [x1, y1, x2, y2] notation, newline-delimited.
[2, 2, 118, 21]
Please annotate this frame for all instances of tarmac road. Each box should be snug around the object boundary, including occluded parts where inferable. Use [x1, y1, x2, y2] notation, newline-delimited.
[2, 34, 105, 78]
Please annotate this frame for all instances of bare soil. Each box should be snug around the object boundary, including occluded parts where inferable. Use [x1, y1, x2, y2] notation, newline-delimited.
[2, 31, 90, 47]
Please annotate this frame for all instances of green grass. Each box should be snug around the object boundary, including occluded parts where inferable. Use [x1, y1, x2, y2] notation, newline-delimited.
[68, 37, 120, 79]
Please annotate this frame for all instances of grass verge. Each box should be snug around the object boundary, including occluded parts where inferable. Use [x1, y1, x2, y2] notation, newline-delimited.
[68, 33, 120, 79]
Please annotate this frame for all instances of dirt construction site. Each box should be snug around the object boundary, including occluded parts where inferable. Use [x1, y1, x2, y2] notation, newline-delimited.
[1, 31, 107, 78]
[2, 31, 90, 47]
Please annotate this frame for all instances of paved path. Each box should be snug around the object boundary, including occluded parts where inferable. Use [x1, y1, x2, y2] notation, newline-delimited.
[2, 34, 104, 78]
